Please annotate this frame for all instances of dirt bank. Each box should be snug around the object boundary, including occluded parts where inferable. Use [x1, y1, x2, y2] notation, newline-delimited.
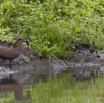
[0, 41, 104, 82]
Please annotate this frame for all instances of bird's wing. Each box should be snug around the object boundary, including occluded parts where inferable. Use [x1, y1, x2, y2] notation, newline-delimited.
[0, 47, 13, 52]
[0, 48, 6, 52]
[0, 48, 19, 59]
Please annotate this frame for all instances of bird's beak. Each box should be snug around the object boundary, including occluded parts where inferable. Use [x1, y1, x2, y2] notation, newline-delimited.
[23, 38, 31, 50]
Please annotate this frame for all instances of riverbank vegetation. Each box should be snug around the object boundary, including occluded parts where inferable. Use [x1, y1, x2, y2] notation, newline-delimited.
[0, 0, 104, 58]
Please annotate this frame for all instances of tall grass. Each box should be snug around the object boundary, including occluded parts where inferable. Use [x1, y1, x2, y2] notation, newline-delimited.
[0, 0, 104, 57]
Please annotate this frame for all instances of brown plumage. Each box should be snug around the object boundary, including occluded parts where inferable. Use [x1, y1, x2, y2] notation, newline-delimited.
[0, 38, 30, 69]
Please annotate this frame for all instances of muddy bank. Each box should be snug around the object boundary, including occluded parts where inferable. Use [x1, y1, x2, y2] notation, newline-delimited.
[0, 41, 104, 82]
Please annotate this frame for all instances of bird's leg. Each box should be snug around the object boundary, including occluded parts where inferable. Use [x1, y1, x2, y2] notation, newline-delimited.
[9, 60, 12, 69]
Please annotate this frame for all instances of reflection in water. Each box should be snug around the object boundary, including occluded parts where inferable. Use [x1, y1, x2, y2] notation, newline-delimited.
[0, 67, 51, 101]
[0, 76, 23, 100]
[0, 65, 104, 102]
[68, 66, 100, 81]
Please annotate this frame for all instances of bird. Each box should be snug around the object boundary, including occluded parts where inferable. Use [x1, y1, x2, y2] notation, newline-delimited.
[0, 38, 30, 69]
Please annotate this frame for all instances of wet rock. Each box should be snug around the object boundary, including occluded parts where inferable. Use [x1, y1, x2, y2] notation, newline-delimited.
[0, 66, 20, 79]
[49, 56, 68, 75]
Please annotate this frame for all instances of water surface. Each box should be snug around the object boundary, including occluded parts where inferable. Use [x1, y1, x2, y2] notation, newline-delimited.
[0, 65, 104, 103]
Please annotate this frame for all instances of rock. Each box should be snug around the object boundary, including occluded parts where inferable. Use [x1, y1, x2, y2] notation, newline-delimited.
[13, 54, 30, 65]
[0, 66, 19, 79]
[49, 56, 68, 75]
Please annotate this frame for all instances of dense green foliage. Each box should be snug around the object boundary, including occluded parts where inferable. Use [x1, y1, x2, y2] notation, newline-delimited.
[0, 0, 104, 57]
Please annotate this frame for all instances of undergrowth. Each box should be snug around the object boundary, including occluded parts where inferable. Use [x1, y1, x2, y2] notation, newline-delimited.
[0, 0, 104, 57]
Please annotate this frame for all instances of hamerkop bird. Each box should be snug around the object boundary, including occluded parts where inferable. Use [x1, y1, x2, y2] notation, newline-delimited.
[0, 38, 30, 69]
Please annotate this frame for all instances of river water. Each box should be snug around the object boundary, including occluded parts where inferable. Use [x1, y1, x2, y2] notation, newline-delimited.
[0, 63, 104, 103]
